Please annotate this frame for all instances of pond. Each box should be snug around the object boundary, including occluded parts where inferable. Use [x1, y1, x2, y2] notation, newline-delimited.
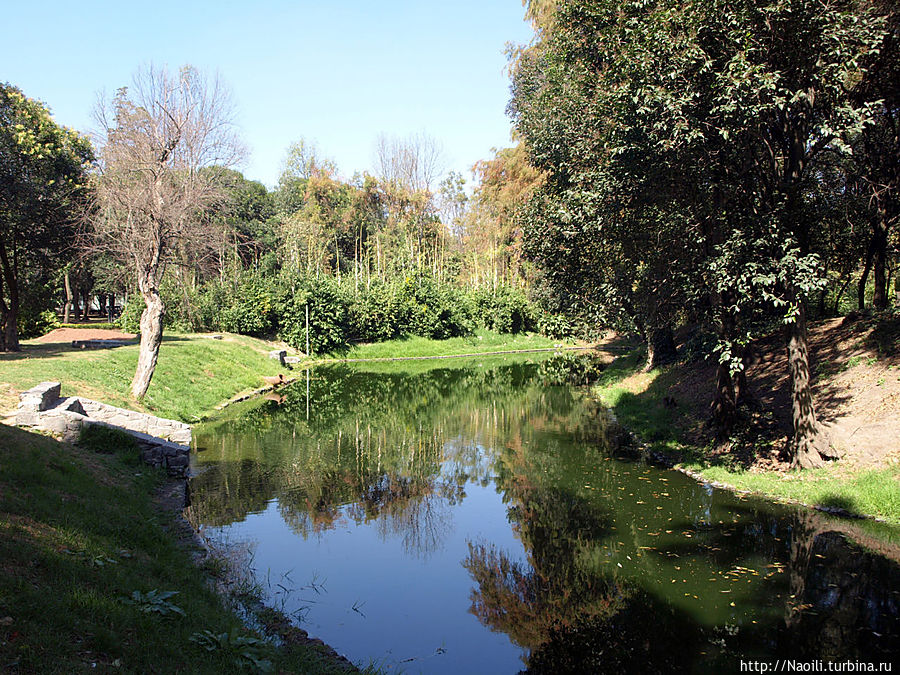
[187, 354, 900, 673]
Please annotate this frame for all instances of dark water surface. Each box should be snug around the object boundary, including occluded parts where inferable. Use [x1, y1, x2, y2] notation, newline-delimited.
[188, 355, 900, 673]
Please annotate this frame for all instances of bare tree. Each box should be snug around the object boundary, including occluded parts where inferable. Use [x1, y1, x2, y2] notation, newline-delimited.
[374, 131, 444, 195]
[89, 64, 244, 400]
[374, 132, 446, 273]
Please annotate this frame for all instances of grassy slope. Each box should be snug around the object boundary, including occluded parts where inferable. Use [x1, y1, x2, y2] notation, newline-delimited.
[326, 330, 570, 361]
[0, 333, 286, 422]
[0, 424, 353, 673]
[592, 344, 900, 525]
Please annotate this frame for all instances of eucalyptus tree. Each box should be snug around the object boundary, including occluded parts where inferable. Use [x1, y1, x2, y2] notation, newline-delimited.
[0, 83, 92, 350]
[90, 64, 244, 400]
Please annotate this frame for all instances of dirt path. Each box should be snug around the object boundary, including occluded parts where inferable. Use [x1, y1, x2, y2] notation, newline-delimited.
[34, 327, 137, 343]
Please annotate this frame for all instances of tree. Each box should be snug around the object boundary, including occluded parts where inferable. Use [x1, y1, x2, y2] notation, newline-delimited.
[464, 143, 544, 288]
[511, 0, 890, 466]
[374, 132, 447, 276]
[851, 0, 900, 311]
[90, 64, 244, 400]
[0, 83, 92, 351]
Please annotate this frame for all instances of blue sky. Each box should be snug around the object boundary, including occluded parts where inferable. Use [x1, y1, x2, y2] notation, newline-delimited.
[2, 1, 534, 188]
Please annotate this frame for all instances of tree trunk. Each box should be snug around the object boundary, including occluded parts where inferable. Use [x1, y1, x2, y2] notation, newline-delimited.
[857, 236, 875, 312]
[131, 277, 164, 401]
[64, 269, 73, 323]
[712, 361, 737, 431]
[871, 214, 888, 311]
[0, 244, 20, 351]
[785, 298, 834, 469]
[644, 325, 677, 371]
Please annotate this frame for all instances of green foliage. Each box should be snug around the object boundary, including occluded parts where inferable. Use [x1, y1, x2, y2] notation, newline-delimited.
[202, 272, 277, 337]
[121, 589, 186, 617]
[471, 285, 535, 334]
[0, 83, 93, 350]
[117, 295, 145, 333]
[396, 275, 474, 340]
[17, 308, 58, 339]
[190, 630, 274, 673]
[535, 311, 576, 340]
[346, 280, 405, 342]
[276, 274, 350, 354]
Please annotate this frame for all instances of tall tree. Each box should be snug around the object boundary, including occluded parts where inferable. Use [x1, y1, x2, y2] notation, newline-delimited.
[511, 0, 890, 466]
[0, 83, 92, 351]
[90, 65, 244, 400]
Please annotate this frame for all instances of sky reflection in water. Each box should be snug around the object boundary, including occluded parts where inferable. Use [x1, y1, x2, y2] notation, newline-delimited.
[188, 355, 900, 673]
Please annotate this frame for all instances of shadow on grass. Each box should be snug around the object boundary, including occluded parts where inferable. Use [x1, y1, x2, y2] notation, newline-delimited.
[1, 334, 196, 362]
[814, 493, 862, 517]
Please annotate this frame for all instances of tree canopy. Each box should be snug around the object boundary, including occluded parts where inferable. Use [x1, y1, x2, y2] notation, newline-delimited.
[0, 83, 92, 351]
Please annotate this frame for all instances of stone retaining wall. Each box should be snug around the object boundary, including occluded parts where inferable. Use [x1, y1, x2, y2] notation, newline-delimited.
[16, 382, 192, 477]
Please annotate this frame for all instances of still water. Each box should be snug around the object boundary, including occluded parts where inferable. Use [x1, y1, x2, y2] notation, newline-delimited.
[188, 355, 900, 673]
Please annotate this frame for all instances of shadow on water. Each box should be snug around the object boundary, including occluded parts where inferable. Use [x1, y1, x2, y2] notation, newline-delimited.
[188, 355, 900, 672]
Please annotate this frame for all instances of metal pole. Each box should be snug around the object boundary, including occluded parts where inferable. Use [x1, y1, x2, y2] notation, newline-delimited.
[305, 303, 310, 356]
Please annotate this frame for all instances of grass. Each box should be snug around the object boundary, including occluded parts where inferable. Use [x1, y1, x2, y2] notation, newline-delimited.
[592, 349, 686, 455]
[325, 329, 574, 361]
[689, 462, 900, 524]
[0, 333, 285, 422]
[0, 423, 356, 673]
[591, 348, 900, 525]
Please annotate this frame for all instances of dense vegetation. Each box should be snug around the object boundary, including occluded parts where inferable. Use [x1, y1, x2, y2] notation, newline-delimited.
[510, 0, 899, 468]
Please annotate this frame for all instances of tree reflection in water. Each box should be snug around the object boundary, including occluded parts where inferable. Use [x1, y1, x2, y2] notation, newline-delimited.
[188, 357, 900, 671]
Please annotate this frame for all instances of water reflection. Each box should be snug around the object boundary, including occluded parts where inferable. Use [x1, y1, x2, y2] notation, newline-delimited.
[188, 356, 900, 672]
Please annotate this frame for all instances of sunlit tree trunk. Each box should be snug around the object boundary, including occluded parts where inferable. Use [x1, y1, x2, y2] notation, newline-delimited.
[131, 264, 164, 400]
[63, 267, 73, 324]
[786, 296, 835, 468]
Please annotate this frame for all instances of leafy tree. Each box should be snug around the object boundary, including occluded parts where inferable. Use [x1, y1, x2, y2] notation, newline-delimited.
[0, 83, 92, 350]
[511, 0, 891, 467]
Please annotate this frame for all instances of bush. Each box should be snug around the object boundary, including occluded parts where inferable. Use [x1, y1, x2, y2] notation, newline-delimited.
[202, 272, 276, 337]
[117, 295, 145, 333]
[471, 285, 536, 334]
[537, 311, 577, 340]
[18, 308, 59, 339]
[346, 281, 404, 343]
[275, 274, 351, 354]
[397, 275, 474, 340]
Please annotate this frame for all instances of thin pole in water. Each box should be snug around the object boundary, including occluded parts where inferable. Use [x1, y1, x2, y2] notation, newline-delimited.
[306, 368, 310, 421]
[305, 303, 310, 356]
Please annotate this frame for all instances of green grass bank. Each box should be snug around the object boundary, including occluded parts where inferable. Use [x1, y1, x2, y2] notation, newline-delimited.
[591, 345, 900, 525]
[0, 423, 358, 673]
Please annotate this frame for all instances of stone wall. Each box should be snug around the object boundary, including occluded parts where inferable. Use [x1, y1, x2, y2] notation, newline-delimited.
[16, 382, 192, 477]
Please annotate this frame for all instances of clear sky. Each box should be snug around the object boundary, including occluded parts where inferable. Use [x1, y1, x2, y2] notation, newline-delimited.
[2, 1, 535, 188]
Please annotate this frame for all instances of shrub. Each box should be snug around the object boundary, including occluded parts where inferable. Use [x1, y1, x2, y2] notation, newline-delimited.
[117, 295, 145, 333]
[397, 275, 474, 340]
[275, 274, 351, 354]
[346, 281, 404, 343]
[471, 285, 536, 334]
[203, 272, 276, 337]
[18, 308, 59, 339]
